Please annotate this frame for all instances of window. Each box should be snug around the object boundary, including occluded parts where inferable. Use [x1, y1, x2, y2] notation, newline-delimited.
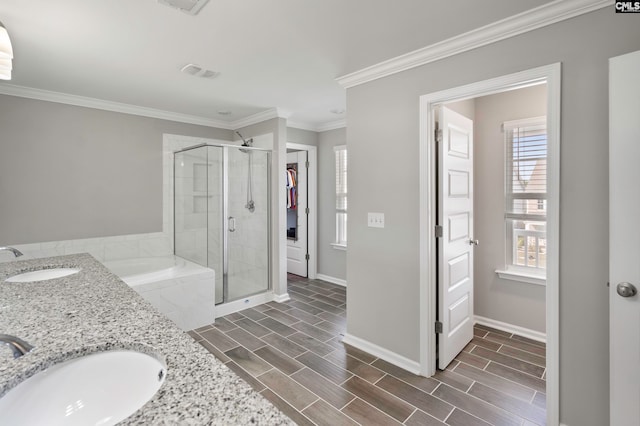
[504, 117, 547, 272]
[333, 145, 347, 248]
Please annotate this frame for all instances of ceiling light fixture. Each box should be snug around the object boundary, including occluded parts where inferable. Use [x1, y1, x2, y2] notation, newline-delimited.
[157, 0, 210, 16]
[0, 21, 13, 80]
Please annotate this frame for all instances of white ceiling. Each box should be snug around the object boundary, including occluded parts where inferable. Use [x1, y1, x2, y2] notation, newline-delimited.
[0, 0, 552, 129]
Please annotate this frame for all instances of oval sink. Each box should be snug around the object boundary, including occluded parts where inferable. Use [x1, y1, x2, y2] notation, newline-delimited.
[5, 268, 81, 283]
[0, 350, 166, 425]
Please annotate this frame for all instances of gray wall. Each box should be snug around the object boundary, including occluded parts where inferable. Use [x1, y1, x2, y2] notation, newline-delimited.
[346, 9, 640, 426]
[0, 94, 232, 245]
[318, 127, 347, 281]
[472, 85, 547, 333]
[287, 127, 318, 147]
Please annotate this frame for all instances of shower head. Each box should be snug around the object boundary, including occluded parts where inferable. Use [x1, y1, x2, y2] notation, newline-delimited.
[235, 131, 254, 148]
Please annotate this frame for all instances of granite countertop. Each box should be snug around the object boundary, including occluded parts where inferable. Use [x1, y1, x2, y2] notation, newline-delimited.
[0, 253, 293, 425]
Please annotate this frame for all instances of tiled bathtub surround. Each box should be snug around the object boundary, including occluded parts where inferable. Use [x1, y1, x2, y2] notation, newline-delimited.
[0, 254, 292, 424]
[0, 232, 173, 264]
[104, 255, 216, 331]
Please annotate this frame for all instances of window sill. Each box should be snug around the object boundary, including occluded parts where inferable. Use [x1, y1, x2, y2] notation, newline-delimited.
[331, 243, 347, 251]
[495, 269, 546, 286]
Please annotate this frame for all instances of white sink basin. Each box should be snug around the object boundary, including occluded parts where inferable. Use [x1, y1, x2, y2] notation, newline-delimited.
[0, 350, 166, 425]
[5, 268, 81, 282]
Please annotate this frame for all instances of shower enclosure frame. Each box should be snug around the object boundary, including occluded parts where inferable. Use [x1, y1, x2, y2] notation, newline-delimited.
[173, 142, 272, 306]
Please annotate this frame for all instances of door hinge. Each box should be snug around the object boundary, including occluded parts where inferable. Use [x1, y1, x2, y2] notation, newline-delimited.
[305, 207, 310, 215]
[305, 161, 310, 169]
[435, 128, 443, 143]
[305, 253, 310, 261]
[435, 225, 443, 238]
[435, 321, 443, 334]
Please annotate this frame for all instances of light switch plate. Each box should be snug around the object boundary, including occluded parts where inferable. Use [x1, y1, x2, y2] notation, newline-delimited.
[368, 212, 384, 228]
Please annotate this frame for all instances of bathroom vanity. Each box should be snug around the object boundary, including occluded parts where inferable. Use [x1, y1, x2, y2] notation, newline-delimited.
[0, 253, 292, 424]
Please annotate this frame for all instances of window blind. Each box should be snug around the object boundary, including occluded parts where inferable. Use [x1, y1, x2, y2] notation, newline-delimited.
[334, 145, 347, 245]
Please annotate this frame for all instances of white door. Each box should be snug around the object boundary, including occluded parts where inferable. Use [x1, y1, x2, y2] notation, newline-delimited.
[437, 106, 475, 369]
[609, 49, 640, 426]
[286, 151, 308, 276]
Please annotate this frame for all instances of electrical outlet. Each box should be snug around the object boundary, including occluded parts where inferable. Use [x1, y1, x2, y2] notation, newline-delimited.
[368, 212, 385, 228]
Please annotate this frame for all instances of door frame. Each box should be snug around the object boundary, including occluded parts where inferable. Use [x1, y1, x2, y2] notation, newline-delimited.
[418, 63, 561, 425]
[286, 143, 318, 279]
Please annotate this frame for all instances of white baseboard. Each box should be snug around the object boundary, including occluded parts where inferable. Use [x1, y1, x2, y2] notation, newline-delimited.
[474, 315, 546, 343]
[316, 274, 346, 287]
[273, 293, 291, 303]
[342, 333, 420, 374]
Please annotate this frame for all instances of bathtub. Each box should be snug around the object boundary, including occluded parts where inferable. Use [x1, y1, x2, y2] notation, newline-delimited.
[102, 256, 215, 331]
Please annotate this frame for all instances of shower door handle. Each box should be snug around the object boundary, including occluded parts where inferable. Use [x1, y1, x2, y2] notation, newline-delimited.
[228, 216, 236, 232]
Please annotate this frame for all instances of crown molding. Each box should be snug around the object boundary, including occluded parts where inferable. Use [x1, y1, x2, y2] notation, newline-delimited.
[0, 83, 235, 129]
[336, 0, 610, 89]
[230, 107, 291, 130]
[286, 120, 318, 132]
[316, 119, 347, 132]
[287, 118, 347, 132]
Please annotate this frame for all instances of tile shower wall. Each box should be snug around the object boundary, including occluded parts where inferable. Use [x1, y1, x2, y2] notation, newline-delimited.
[174, 147, 209, 266]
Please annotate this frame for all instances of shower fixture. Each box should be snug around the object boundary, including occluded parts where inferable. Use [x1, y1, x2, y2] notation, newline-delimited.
[236, 132, 256, 213]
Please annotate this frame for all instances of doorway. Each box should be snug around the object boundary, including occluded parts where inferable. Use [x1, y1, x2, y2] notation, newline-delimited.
[419, 64, 561, 425]
[285, 143, 318, 279]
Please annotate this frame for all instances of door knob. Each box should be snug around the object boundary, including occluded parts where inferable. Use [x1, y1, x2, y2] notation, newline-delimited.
[469, 239, 479, 246]
[616, 282, 637, 298]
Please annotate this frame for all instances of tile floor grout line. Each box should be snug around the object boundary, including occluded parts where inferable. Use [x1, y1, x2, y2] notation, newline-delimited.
[470, 349, 545, 376]
[298, 396, 322, 414]
[468, 350, 547, 380]
[401, 407, 418, 425]
[457, 360, 545, 398]
[442, 405, 456, 423]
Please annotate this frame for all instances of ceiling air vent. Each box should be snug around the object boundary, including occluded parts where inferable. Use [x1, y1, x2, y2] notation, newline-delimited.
[181, 64, 220, 79]
[157, 0, 210, 15]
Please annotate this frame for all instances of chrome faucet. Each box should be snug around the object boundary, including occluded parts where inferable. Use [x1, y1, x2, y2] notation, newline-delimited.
[0, 335, 34, 358]
[0, 247, 23, 257]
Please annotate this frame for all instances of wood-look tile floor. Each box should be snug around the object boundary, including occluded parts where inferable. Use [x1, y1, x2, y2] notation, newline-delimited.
[189, 275, 547, 425]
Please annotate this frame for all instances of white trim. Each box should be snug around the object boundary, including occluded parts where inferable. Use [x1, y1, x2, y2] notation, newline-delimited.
[316, 274, 346, 287]
[287, 119, 347, 133]
[419, 63, 561, 426]
[330, 243, 347, 251]
[336, 0, 607, 89]
[503, 115, 547, 131]
[273, 293, 291, 303]
[0, 83, 295, 131]
[286, 143, 318, 280]
[342, 333, 420, 374]
[474, 315, 547, 344]
[214, 291, 276, 318]
[231, 108, 291, 130]
[286, 121, 319, 132]
[496, 269, 546, 286]
[317, 119, 347, 132]
[0, 83, 234, 129]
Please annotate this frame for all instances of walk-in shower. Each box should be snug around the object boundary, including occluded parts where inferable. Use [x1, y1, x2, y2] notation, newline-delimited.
[173, 143, 271, 305]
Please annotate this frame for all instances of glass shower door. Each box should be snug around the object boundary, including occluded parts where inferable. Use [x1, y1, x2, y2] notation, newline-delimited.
[224, 147, 270, 302]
